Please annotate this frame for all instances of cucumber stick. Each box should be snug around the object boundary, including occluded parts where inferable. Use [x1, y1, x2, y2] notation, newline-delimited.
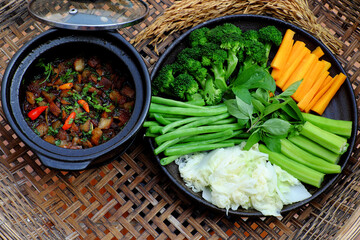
[302, 113, 352, 138]
[287, 135, 340, 164]
[280, 139, 341, 174]
[300, 121, 349, 154]
[259, 144, 324, 188]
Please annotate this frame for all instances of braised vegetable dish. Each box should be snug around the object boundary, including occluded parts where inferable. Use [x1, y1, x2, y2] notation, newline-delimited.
[23, 56, 135, 149]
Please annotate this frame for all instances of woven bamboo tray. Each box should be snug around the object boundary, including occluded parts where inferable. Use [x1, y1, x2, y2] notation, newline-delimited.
[0, 0, 359, 239]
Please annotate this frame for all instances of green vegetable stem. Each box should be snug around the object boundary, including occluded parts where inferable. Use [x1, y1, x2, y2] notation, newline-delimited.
[300, 121, 349, 155]
[280, 139, 341, 174]
[164, 142, 235, 156]
[259, 144, 324, 188]
[287, 135, 340, 164]
[301, 113, 352, 138]
[155, 123, 242, 145]
[149, 102, 228, 116]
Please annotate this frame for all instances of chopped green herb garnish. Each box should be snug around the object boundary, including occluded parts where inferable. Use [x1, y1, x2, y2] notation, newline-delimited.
[36, 59, 54, 84]
[48, 126, 59, 136]
[35, 97, 44, 103]
[60, 69, 77, 83]
[33, 128, 40, 136]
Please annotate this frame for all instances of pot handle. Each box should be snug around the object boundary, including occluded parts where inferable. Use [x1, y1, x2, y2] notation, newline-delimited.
[37, 153, 92, 171]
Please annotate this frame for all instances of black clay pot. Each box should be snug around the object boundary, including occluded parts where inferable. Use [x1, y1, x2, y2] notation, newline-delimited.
[1, 29, 151, 170]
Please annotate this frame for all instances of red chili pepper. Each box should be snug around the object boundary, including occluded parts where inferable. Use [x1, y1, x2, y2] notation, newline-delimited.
[27, 106, 48, 120]
[62, 112, 76, 130]
[58, 82, 73, 90]
[78, 99, 90, 113]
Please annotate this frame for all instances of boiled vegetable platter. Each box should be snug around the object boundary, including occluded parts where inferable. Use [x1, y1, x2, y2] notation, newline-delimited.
[147, 15, 357, 216]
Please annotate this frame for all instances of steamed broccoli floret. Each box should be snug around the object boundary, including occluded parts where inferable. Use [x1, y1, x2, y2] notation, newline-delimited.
[242, 29, 259, 42]
[177, 57, 202, 73]
[220, 23, 243, 35]
[205, 23, 244, 80]
[243, 40, 267, 70]
[206, 23, 242, 45]
[258, 26, 282, 66]
[220, 32, 244, 79]
[173, 73, 200, 100]
[200, 43, 228, 92]
[152, 64, 177, 95]
[193, 67, 208, 88]
[175, 46, 208, 88]
[189, 27, 210, 47]
[176, 46, 202, 62]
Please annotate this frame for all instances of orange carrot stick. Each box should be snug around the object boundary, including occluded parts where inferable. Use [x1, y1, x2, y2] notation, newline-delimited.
[304, 75, 335, 113]
[271, 68, 281, 81]
[271, 29, 295, 70]
[285, 41, 306, 69]
[311, 73, 347, 115]
[283, 53, 317, 90]
[292, 60, 325, 102]
[276, 43, 310, 90]
[297, 71, 330, 111]
[318, 60, 332, 88]
[271, 39, 294, 81]
[312, 46, 324, 58]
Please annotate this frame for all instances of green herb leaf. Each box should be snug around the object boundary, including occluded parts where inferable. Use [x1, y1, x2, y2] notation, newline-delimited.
[277, 80, 302, 98]
[252, 88, 270, 105]
[261, 118, 291, 136]
[33, 128, 40, 136]
[262, 97, 291, 119]
[233, 65, 276, 92]
[35, 97, 44, 103]
[232, 87, 252, 105]
[251, 98, 265, 114]
[48, 126, 59, 136]
[224, 99, 249, 121]
[236, 96, 253, 122]
[262, 135, 281, 153]
[243, 129, 261, 150]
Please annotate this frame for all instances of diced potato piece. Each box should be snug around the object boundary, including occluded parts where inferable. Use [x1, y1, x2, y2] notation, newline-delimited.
[88, 57, 100, 68]
[80, 119, 91, 132]
[52, 120, 62, 130]
[49, 101, 61, 117]
[98, 117, 113, 130]
[109, 90, 126, 105]
[91, 127, 103, 146]
[41, 91, 56, 102]
[123, 101, 134, 111]
[43, 135, 55, 144]
[36, 123, 48, 137]
[74, 58, 85, 72]
[26, 91, 36, 105]
[57, 128, 68, 140]
[82, 69, 91, 79]
[121, 85, 135, 98]
[81, 139, 93, 148]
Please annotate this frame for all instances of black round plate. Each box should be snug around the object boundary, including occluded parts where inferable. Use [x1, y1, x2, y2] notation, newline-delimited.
[148, 15, 357, 216]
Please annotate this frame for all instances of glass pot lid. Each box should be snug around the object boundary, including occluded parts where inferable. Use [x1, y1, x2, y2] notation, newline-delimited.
[28, 0, 149, 30]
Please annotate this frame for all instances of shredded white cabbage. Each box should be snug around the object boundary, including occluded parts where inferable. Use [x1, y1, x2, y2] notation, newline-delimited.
[175, 143, 311, 216]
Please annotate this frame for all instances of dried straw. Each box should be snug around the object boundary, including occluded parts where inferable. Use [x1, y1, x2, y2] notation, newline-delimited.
[132, 0, 342, 54]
